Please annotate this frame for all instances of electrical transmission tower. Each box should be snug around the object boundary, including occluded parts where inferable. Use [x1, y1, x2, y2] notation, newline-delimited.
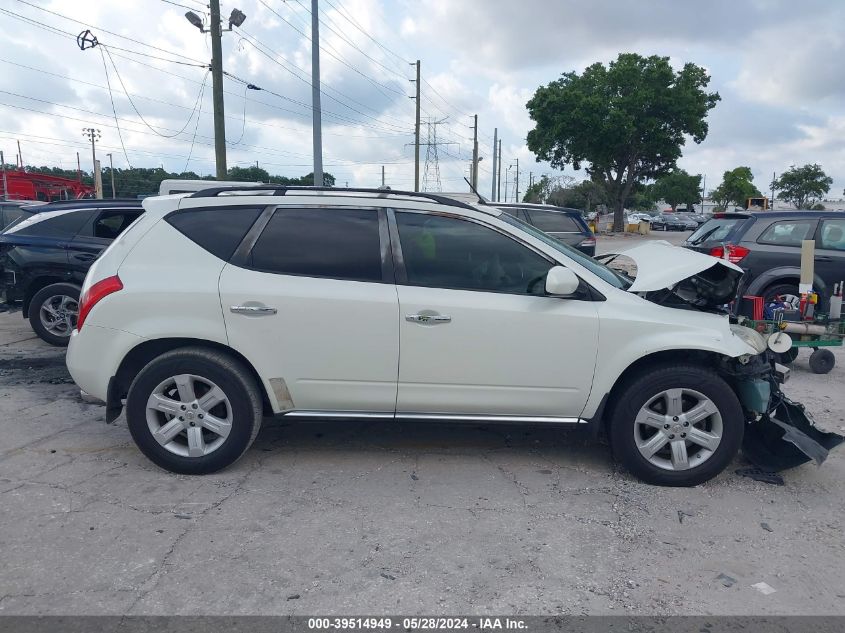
[422, 118, 451, 192]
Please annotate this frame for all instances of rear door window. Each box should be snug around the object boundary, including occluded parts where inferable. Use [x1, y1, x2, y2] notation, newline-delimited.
[757, 219, 817, 247]
[248, 207, 383, 282]
[91, 209, 144, 240]
[525, 209, 582, 232]
[819, 219, 845, 251]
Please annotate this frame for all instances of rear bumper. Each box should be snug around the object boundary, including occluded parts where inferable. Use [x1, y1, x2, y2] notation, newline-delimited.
[67, 324, 143, 402]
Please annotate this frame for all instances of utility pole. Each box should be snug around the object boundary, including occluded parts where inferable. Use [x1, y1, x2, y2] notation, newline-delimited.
[381, 165, 385, 187]
[76, 152, 82, 182]
[471, 114, 479, 190]
[83, 128, 102, 199]
[513, 158, 519, 203]
[770, 171, 776, 209]
[208, 0, 228, 180]
[497, 139, 502, 202]
[701, 174, 706, 214]
[106, 153, 116, 199]
[491, 128, 497, 201]
[1, 151, 8, 200]
[16, 140, 23, 168]
[411, 60, 421, 192]
[310, 0, 324, 186]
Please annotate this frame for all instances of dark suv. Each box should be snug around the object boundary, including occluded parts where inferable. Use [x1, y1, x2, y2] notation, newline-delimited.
[0, 200, 144, 345]
[683, 211, 845, 310]
[496, 203, 596, 255]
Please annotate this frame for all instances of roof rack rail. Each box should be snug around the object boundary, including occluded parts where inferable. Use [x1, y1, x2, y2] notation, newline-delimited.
[188, 185, 479, 211]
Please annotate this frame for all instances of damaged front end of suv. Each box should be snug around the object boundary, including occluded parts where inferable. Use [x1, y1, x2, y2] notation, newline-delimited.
[600, 241, 844, 472]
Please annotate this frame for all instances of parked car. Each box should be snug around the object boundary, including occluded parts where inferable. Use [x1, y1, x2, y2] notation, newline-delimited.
[626, 212, 656, 225]
[684, 211, 845, 312]
[677, 212, 709, 226]
[0, 200, 144, 345]
[65, 186, 828, 486]
[651, 213, 697, 231]
[496, 203, 596, 255]
[0, 200, 43, 230]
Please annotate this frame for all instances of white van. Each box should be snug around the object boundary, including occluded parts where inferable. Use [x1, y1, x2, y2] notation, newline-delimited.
[158, 180, 265, 196]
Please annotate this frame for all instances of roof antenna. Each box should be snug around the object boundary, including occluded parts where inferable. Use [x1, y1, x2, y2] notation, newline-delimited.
[463, 177, 486, 204]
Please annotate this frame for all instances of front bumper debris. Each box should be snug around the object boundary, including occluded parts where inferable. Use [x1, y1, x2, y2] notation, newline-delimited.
[743, 393, 845, 471]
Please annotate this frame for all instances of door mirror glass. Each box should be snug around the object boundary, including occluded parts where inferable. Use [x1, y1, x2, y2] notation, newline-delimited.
[545, 266, 580, 296]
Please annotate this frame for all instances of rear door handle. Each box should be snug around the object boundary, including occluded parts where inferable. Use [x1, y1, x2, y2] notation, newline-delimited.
[406, 313, 451, 324]
[230, 305, 277, 315]
[73, 253, 97, 262]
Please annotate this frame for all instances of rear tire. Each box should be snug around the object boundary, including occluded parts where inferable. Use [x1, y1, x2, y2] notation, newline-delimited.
[28, 283, 80, 347]
[762, 282, 800, 311]
[609, 365, 744, 487]
[125, 347, 263, 474]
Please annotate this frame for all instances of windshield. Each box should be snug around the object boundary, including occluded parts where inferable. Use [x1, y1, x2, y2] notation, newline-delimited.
[500, 213, 630, 289]
[686, 216, 748, 245]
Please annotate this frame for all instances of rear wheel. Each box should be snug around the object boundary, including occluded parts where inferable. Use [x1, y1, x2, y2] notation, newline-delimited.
[609, 365, 744, 486]
[762, 283, 800, 311]
[28, 282, 80, 346]
[125, 347, 263, 474]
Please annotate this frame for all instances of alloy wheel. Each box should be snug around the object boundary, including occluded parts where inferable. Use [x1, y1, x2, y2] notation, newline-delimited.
[634, 388, 723, 471]
[40, 294, 78, 338]
[145, 374, 233, 458]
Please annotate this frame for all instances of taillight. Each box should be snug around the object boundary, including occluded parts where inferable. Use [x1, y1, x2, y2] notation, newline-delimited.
[77, 275, 123, 331]
[709, 244, 750, 264]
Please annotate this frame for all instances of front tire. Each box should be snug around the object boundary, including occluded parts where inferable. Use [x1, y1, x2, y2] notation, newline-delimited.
[28, 282, 80, 346]
[125, 347, 263, 474]
[609, 365, 744, 486]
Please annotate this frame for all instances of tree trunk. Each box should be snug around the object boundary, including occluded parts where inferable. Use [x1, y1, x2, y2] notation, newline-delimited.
[613, 199, 625, 232]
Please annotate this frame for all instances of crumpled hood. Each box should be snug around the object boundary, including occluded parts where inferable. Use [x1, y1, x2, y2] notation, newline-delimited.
[607, 240, 745, 308]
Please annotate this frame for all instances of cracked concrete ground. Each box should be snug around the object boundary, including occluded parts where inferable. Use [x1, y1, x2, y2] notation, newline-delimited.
[0, 309, 843, 616]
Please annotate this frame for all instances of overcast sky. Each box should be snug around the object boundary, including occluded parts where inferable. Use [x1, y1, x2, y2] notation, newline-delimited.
[2, 0, 844, 200]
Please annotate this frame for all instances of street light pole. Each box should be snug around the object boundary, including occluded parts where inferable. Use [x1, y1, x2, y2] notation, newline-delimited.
[209, 0, 227, 180]
[311, 0, 324, 186]
[106, 153, 116, 199]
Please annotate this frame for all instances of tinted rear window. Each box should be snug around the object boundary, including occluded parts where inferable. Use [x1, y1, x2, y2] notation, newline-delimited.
[526, 209, 582, 232]
[686, 217, 748, 245]
[14, 210, 94, 237]
[167, 206, 262, 260]
[248, 208, 382, 282]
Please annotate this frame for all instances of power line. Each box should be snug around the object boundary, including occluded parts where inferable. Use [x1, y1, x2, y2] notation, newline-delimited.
[16, 0, 207, 66]
[102, 48, 211, 139]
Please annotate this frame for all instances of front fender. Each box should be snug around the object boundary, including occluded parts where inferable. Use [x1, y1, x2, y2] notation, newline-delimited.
[582, 298, 755, 419]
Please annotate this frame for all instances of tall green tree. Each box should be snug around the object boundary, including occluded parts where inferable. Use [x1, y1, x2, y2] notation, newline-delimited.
[526, 53, 719, 231]
[774, 163, 832, 209]
[548, 179, 608, 212]
[710, 166, 760, 210]
[651, 169, 702, 211]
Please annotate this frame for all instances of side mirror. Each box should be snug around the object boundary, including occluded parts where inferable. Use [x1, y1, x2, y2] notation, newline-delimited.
[545, 266, 580, 296]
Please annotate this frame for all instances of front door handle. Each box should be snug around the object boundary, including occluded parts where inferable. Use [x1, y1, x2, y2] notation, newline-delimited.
[230, 305, 277, 315]
[406, 313, 451, 324]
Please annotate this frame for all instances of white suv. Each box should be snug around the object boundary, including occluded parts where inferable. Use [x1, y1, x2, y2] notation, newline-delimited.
[66, 186, 827, 486]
